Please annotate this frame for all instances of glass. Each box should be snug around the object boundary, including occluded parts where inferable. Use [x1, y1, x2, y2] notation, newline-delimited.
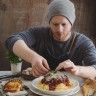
[11, 62, 22, 74]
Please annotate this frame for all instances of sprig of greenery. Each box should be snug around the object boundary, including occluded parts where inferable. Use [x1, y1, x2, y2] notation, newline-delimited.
[6, 51, 22, 64]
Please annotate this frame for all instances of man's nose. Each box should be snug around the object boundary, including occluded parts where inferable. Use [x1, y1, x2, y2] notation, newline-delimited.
[57, 25, 63, 33]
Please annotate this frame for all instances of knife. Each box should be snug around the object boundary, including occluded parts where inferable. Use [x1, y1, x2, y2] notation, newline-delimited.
[0, 73, 21, 80]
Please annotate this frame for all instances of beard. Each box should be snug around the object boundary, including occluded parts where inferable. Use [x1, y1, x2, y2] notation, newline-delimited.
[53, 32, 71, 42]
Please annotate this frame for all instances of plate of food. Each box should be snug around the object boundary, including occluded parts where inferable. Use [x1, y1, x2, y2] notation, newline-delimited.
[0, 79, 28, 96]
[30, 71, 80, 96]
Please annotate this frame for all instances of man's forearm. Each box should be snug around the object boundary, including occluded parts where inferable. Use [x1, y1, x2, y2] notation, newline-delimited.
[12, 40, 38, 64]
[77, 66, 96, 79]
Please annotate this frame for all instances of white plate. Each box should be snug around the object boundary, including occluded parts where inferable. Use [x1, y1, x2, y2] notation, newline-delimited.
[31, 74, 80, 96]
[28, 83, 80, 96]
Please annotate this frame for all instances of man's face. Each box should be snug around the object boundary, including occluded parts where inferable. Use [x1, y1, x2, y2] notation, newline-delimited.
[49, 16, 72, 42]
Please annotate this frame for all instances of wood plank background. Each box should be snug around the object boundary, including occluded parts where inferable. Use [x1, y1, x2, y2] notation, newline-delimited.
[0, 0, 96, 70]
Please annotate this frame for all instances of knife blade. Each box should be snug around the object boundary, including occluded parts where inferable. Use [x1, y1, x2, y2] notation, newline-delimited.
[0, 73, 21, 80]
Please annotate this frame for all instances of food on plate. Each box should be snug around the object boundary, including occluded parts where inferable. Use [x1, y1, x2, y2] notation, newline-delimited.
[22, 67, 35, 80]
[22, 68, 32, 75]
[36, 71, 72, 91]
[3, 79, 23, 92]
[82, 79, 96, 96]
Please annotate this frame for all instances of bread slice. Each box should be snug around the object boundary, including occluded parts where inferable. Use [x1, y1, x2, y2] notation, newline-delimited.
[82, 79, 96, 96]
[3, 79, 23, 92]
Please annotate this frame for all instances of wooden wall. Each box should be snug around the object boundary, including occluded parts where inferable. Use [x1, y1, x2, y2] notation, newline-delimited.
[72, 0, 96, 41]
[0, 0, 96, 70]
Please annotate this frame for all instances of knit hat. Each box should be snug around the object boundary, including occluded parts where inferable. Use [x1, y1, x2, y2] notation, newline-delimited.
[47, 0, 76, 25]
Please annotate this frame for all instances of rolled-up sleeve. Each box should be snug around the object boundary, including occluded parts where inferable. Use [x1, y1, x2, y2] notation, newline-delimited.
[5, 28, 36, 51]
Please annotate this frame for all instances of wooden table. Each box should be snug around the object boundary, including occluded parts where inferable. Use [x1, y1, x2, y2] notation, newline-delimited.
[0, 71, 83, 96]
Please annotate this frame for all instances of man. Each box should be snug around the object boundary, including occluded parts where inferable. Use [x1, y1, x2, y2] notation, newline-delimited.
[5, 0, 96, 79]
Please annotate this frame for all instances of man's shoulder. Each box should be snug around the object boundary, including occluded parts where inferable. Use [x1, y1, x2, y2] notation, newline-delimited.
[75, 32, 94, 47]
[29, 26, 50, 33]
[27, 26, 50, 38]
[75, 32, 91, 41]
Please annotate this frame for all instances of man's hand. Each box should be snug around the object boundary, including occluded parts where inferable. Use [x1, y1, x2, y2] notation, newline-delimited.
[56, 59, 79, 75]
[56, 59, 96, 79]
[31, 54, 50, 77]
[12, 40, 50, 77]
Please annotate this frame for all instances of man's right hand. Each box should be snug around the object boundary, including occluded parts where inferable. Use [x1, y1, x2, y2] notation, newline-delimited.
[31, 53, 50, 77]
[12, 40, 50, 77]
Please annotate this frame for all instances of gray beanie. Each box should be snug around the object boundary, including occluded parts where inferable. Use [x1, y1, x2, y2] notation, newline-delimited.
[47, 0, 76, 25]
